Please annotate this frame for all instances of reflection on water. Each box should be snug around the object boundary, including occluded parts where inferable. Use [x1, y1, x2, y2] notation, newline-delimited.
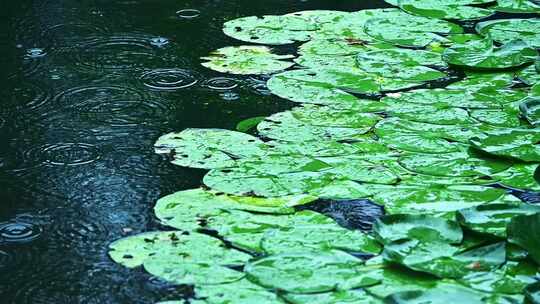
[0, 0, 391, 303]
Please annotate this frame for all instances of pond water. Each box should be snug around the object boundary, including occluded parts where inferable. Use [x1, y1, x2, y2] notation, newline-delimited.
[0, 0, 394, 303]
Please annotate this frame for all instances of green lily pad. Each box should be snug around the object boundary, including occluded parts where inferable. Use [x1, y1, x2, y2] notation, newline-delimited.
[261, 225, 381, 255]
[492, 163, 540, 191]
[257, 111, 372, 142]
[373, 214, 463, 245]
[154, 129, 265, 169]
[298, 39, 371, 56]
[266, 139, 361, 157]
[508, 212, 540, 265]
[517, 61, 540, 85]
[384, 281, 520, 304]
[477, 18, 540, 49]
[236, 116, 265, 132]
[383, 240, 506, 279]
[194, 279, 284, 304]
[525, 282, 540, 304]
[284, 289, 382, 304]
[399, 149, 511, 177]
[492, 0, 540, 13]
[394, 0, 494, 20]
[520, 97, 540, 126]
[470, 107, 521, 128]
[364, 12, 462, 47]
[369, 184, 520, 216]
[201, 46, 294, 75]
[291, 104, 381, 128]
[470, 128, 540, 162]
[144, 256, 244, 285]
[108, 231, 251, 268]
[223, 15, 317, 45]
[245, 250, 381, 293]
[460, 260, 538, 294]
[365, 264, 439, 298]
[154, 188, 317, 231]
[443, 38, 538, 69]
[447, 71, 515, 91]
[385, 99, 473, 125]
[457, 203, 540, 238]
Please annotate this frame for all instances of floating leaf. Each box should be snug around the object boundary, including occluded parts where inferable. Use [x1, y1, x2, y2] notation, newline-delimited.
[236, 116, 265, 132]
[194, 279, 284, 304]
[291, 104, 381, 128]
[154, 129, 265, 169]
[393, 0, 494, 20]
[383, 240, 506, 279]
[261, 225, 381, 255]
[223, 15, 318, 45]
[492, 163, 540, 191]
[365, 264, 438, 298]
[457, 203, 540, 238]
[470, 128, 540, 162]
[460, 260, 538, 294]
[443, 38, 537, 69]
[492, 0, 540, 13]
[508, 212, 540, 265]
[525, 282, 540, 304]
[373, 214, 463, 245]
[399, 149, 511, 177]
[108, 231, 250, 268]
[364, 13, 462, 47]
[520, 97, 540, 126]
[201, 46, 294, 75]
[470, 107, 521, 128]
[477, 18, 540, 49]
[284, 289, 382, 304]
[245, 250, 381, 293]
[447, 71, 515, 91]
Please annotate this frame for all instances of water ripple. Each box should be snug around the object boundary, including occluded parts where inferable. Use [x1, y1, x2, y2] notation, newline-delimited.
[202, 77, 239, 90]
[0, 222, 42, 243]
[54, 85, 145, 108]
[140, 69, 198, 90]
[176, 9, 201, 19]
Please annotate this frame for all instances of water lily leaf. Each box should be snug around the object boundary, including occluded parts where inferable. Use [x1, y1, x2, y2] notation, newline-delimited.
[257, 111, 371, 142]
[284, 289, 382, 304]
[384, 240, 506, 278]
[194, 279, 284, 304]
[365, 264, 439, 298]
[477, 18, 540, 49]
[266, 139, 360, 157]
[354, 48, 446, 81]
[394, 0, 494, 20]
[447, 71, 515, 91]
[460, 260, 538, 294]
[508, 212, 540, 265]
[308, 179, 373, 200]
[291, 104, 381, 128]
[376, 117, 489, 143]
[384, 282, 520, 304]
[470, 128, 540, 162]
[492, 0, 540, 13]
[373, 214, 463, 245]
[201, 46, 294, 75]
[386, 101, 472, 125]
[470, 107, 521, 127]
[245, 250, 381, 293]
[205, 209, 338, 253]
[236, 116, 265, 132]
[525, 282, 540, 303]
[154, 129, 265, 169]
[154, 189, 317, 231]
[534, 83, 540, 96]
[399, 149, 511, 177]
[261, 225, 381, 255]
[298, 39, 371, 56]
[267, 70, 362, 106]
[517, 61, 540, 85]
[108, 231, 251, 268]
[364, 13, 462, 47]
[457, 203, 540, 238]
[144, 256, 244, 285]
[367, 184, 519, 217]
[520, 97, 540, 126]
[492, 163, 540, 191]
[222, 15, 318, 45]
[443, 38, 538, 69]
[383, 88, 524, 109]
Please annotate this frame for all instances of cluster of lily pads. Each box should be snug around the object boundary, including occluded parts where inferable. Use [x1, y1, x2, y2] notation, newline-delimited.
[109, 2, 540, 303]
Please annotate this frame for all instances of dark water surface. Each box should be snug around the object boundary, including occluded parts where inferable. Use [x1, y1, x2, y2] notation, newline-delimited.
[0, 0, 391, 303]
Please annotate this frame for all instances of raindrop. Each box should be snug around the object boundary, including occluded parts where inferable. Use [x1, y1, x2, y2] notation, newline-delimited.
[25, 48, 47, 58]
[0, 222, 42, 243]
[220, 92, 240, 101]
[203, 77, 238, 90]
[140, 69, 198, 90]
[150, 37, 170, 47]
[176, 9, 201, 19]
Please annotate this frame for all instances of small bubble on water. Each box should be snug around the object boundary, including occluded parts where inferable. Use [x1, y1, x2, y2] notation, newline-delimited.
[220, 92, 240, 101]
[25, 48, 47, 58]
